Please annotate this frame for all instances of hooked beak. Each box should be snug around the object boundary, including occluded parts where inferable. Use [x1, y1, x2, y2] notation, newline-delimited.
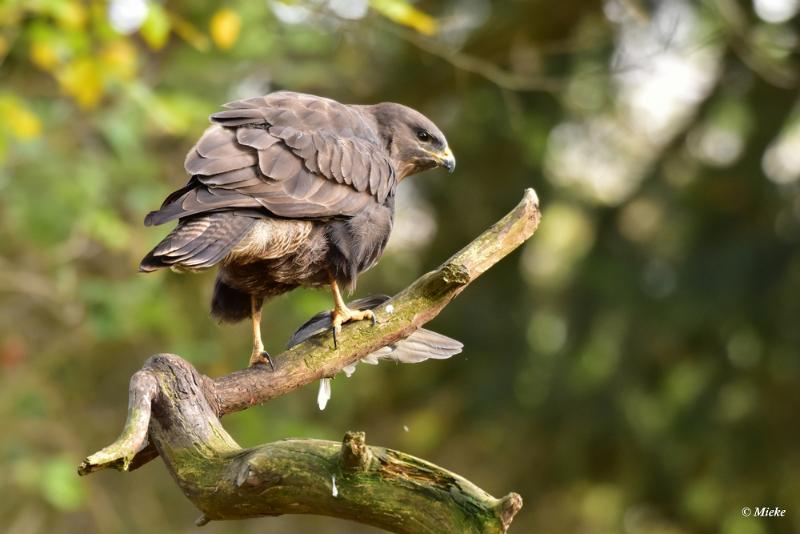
[434, 146, 456, 173]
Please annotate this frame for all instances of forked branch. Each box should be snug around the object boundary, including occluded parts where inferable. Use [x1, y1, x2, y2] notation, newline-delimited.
[79, 189, 541, 533]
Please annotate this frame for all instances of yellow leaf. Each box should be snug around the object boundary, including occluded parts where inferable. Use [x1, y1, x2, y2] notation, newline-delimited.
[169, 14, 210, 51]
[57, 58, 103, 109]
[1, 98, 42, 140]
[54, 1, 87, 30]
[30, 40, 60, 71]
[101, 40, 138, 81]
[370, 0, 437, 35]
[210, 8, 241, 50]
[141, 3, 171, 50]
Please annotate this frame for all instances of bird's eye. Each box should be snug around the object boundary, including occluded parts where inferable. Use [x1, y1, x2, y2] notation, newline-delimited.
[416, 130, 430, 142]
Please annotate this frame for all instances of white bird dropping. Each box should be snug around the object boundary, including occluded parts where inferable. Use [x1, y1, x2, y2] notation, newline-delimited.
[317, 378, 331, 410]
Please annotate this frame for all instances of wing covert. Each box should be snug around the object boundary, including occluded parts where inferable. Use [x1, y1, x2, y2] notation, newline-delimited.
[146, 92, 396, 226]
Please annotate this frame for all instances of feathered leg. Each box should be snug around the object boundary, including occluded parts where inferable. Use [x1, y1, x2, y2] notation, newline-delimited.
[249, 295, 274, 369]
[329, 277, 376, 349]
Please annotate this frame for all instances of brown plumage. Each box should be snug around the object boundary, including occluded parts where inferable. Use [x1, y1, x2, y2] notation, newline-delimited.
[139, 91, 454, 367]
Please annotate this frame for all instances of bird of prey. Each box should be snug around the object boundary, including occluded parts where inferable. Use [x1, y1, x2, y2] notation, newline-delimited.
[139, 91, 454, 368]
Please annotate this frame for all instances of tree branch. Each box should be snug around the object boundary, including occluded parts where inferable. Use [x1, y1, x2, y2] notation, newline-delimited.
[382, 23, 565, 93]
[79, 189, 540, 533]
[214, 188, 540, 414]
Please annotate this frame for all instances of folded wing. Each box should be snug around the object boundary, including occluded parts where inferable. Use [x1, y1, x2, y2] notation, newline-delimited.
[145, 92, 397, 226]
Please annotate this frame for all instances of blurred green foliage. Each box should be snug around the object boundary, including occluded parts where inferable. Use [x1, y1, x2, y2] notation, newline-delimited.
[1, 0, 799, 533]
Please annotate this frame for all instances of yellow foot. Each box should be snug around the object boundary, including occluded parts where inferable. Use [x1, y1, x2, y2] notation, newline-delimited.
[249, 349, 275, 370]
[331, 307, 376, 349]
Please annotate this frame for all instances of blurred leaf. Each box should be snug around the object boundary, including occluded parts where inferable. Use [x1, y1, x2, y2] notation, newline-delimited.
[80, 209, 131, 251]
[98, 103, 145, 154]
[210, 8, 241, 50]
[683, 477, 722, 522]
[169, 13, 209, 51]
[521, 203, 595, 288]
[56, 57, 103, 108]
[28, 24, 62, 71]
[41, 456, 86, 511]
[29, 39, 60, 70]
[0, 96, 42, 140]
[100, 39, 138, 80]
[128, 84, 205, 135]
[370, 0, 437, 35]
[53, 0, 87, 30]
[15, 391, 47, 419]
[140, 3, 170, 50]
[0, 3, 23, 27]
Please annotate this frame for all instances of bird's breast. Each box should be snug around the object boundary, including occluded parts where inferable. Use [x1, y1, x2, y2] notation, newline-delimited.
[225, 218, 314, 263]
[326, 202, 394, 286]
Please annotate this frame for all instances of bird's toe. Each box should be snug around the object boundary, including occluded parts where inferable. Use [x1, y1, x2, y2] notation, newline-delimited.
[358, 308, 377, 325]
[249, 349, 275, 370]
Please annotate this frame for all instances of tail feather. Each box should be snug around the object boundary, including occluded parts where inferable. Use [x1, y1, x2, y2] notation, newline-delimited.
[139, 213, 255, 272]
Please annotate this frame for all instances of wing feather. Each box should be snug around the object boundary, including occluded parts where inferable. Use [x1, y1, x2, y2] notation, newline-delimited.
[139, 213, 256, 272]
[236, 127, 280, 150]
[285, 167, 317, 198]
[147, 91, 397, 226]
[329, 141, 343, 182]
[340, 140, 354, 185]
[198, 167, 263, 189]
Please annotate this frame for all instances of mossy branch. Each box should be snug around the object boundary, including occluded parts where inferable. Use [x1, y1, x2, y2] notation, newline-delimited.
[79, 189, 541, 533]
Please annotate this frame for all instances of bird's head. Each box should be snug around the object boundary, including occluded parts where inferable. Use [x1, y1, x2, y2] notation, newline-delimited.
[368, 103, 455, 180]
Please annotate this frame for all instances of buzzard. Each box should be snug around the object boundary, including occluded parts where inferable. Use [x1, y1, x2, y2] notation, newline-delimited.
[139, 91, 454, 368]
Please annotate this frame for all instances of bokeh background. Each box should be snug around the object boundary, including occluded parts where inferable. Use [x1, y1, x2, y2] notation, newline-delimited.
[1, 1, 799, 533]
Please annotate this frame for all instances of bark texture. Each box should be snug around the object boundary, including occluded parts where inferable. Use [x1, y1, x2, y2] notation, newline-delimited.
[79, 189, 540, 533]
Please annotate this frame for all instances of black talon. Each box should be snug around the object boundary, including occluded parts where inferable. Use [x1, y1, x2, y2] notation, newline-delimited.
[371, 313, 377, 326]
[331, 326, 339, 350]
[261, 350, 275, 371]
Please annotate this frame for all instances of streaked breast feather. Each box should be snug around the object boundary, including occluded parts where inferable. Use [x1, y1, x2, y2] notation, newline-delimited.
[225, 218, 313, 263]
